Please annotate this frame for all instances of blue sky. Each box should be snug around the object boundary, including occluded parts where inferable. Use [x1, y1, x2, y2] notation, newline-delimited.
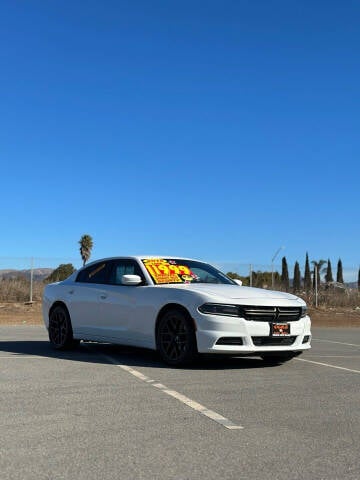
[1, 1, 359, 277]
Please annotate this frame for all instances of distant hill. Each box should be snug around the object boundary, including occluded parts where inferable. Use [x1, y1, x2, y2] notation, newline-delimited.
[0, 268, 54, 281]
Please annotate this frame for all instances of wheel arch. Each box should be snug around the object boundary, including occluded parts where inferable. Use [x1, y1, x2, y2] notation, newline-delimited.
[48, 301, 70, 321]
[48, 301, 78, 350]
[155, 303, 196, 337]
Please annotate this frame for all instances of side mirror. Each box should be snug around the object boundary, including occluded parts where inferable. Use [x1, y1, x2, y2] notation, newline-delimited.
[234, 279, 242, 286]
[121, 274, 142, 286]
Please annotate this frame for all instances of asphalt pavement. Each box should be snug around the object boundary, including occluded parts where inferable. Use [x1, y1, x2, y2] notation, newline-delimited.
[1, 326, 359, 480]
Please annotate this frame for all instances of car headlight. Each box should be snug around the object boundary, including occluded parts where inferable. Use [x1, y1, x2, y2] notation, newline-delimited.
[198, 303, 239, 317]
[301, 305, 308, 318]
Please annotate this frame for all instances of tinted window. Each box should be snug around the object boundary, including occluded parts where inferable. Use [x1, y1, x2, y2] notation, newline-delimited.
[76, 262, 110, 284]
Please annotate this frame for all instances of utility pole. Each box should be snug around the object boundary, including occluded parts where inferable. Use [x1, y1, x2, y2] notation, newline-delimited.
[314, 264, 318, 307]
[29, 257, 34, 303]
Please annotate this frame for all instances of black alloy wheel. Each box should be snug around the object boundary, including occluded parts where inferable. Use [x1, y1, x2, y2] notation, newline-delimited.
[157, 309, 197, 366]
[48, 305, 78, 350]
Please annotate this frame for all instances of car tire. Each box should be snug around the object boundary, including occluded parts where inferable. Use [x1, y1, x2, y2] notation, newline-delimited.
[48, 305, 78, 350]
[261, 351, 302, 365]
[156, 309, 197, 366]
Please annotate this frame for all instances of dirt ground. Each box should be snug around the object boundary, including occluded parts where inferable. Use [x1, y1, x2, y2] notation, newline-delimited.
[0, 302, 359, 327]
[0, 302, 44, 325]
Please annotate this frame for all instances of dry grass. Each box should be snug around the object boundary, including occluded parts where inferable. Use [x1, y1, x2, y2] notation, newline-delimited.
[297, 288, 359, 307]
[309, 306, 360, 327]
[0, 278, 43, 302]
[1, 279, 359, 307]
[0, 279, 359, 327]
[0, 302, 359, 328]
[317, 289, 360, 308]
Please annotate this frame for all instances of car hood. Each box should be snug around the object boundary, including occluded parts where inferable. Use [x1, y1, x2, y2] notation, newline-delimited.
[159, 283, 305, 305]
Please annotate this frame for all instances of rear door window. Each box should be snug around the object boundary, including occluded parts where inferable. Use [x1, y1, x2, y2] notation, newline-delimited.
[76, 262, 111, 284]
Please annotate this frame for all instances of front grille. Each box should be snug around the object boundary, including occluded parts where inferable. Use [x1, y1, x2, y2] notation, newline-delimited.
[239, 306, 301, 322]
[252, 336, 297, 346]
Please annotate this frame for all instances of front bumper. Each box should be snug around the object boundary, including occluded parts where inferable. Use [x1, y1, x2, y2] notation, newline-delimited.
[195, 313, 311, 355]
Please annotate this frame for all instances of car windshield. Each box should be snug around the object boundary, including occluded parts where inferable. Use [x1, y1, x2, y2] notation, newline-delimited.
[141, 258, 236, 285]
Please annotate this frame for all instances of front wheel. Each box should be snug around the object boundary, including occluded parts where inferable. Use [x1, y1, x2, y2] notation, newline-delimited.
[156, 309, 197, 366]
[48, 305, 78, 350]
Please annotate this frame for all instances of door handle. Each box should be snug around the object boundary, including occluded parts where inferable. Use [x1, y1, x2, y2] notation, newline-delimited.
[100, 294, 107, 299]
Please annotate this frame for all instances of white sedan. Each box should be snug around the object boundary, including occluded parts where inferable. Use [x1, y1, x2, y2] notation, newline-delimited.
[42, 256, 311, 366]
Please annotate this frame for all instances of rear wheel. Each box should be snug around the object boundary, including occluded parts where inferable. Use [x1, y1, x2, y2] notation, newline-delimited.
[48, 305, 78, 350]
[156, 309, 197, 366]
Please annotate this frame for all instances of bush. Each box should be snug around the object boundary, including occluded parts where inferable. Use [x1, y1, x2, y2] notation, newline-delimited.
[45, 264, 75, 283]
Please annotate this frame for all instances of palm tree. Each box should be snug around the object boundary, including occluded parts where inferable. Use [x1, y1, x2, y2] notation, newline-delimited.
[311, 259, 327, 289]
[79, 234, 93, 266]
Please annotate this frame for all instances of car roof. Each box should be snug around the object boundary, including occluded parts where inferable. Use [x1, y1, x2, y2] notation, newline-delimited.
[79, 256, 202, 268]
[93, 255, 198, 261]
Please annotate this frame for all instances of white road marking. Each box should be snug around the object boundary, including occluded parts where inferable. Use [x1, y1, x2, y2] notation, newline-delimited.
[306, 355, 360, 358]
[296, 357, 360, 374]
[312, 339, 360, 347]
[0, 355, 47, 359]
[103, 354, 243, 430]
[307, 353, 360, 358]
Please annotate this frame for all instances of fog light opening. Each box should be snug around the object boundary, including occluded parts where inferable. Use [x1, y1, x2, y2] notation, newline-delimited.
[216, 337, 244, 346]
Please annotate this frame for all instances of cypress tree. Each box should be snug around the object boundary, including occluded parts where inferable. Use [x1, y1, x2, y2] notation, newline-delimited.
[325, 259, 334, 283]
[281, 256, 289, 291]
[304, 252, 312, 292]
[358, 268, 360, 291]
[293, 261, 301, 293]
[336, 258, 344, 283]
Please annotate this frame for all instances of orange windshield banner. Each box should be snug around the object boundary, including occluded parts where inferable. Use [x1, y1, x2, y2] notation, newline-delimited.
[143, 259, 193, 284]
